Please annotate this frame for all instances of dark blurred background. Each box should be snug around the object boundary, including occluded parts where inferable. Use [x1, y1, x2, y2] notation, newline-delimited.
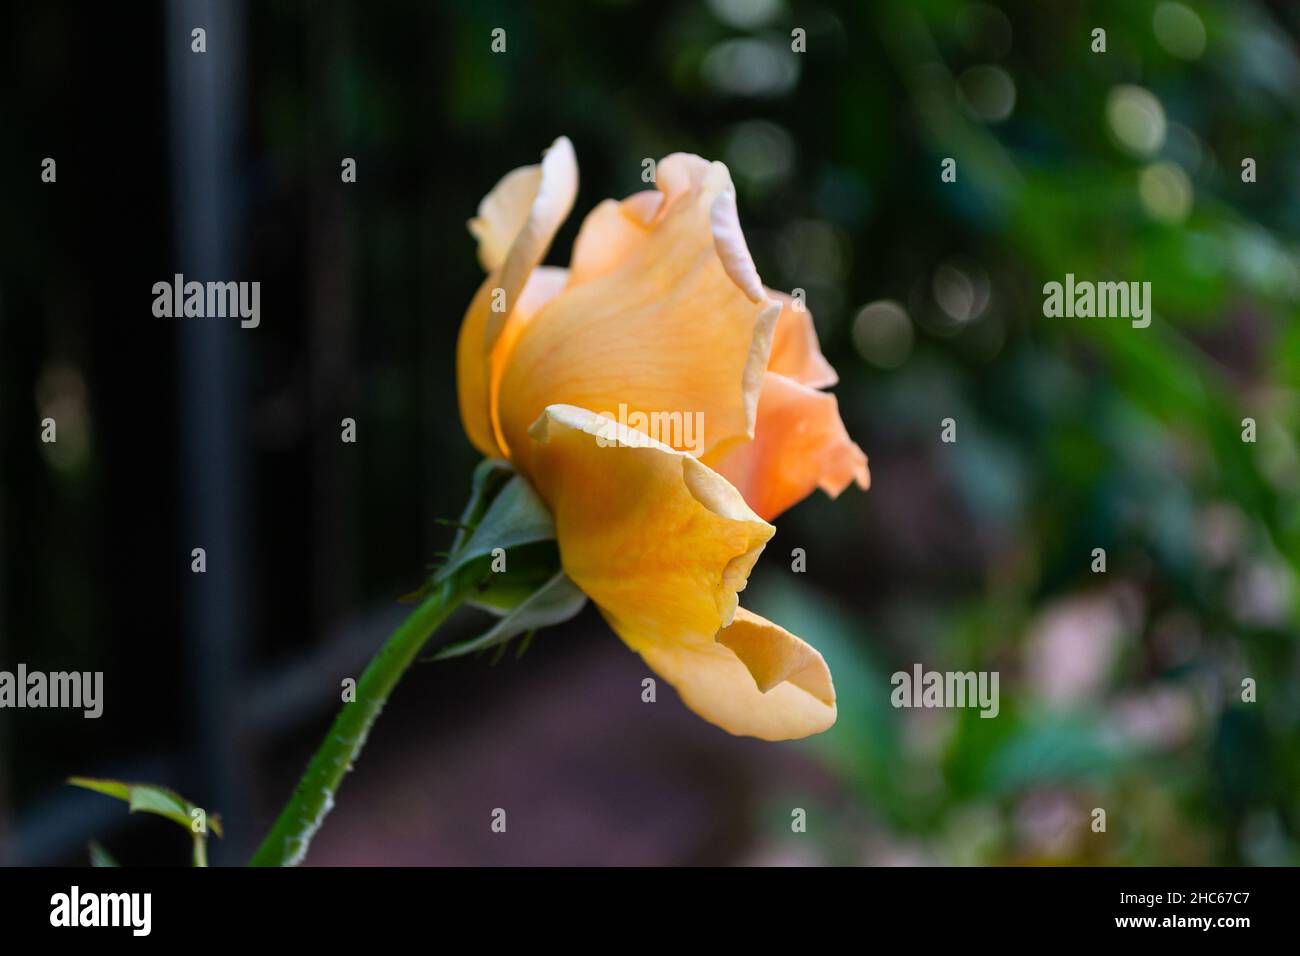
[1, 0, 1297, 866]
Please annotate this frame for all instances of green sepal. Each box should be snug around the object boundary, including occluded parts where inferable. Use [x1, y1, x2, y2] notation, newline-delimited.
[451, 459, 514, 552]
[433, 569, 587, 661]
[427, 460, 586, 661]
[435, 471, 555, 586]
[467, 544, 564, 615]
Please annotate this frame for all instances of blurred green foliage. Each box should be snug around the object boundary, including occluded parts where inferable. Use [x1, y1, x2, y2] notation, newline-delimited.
[5, 0, 1296, 865]
[730, 0, 1297, 864]
[260, 0, 1299, 864]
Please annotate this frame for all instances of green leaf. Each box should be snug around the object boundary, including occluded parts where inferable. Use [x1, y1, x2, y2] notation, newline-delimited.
[436, 473, 555, 585]
[433, 570, 587, 660]
[87, 841, 118, 867]
[68, 777, 223, 838]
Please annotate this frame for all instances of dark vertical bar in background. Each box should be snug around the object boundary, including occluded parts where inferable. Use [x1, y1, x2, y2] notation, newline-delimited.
[164, 0, 252, 864]
[0, 440, 8, 854]
[308, 4, 358, 635]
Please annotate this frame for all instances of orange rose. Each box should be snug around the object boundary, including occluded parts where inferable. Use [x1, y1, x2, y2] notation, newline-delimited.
[456, 137, 868, 740]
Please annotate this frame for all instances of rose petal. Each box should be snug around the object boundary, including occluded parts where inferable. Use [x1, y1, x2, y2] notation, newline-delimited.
[709, 372, 869, 521]
[641, 607, 837, 740]
[456, 137, 578, 456]
[526, 403, 772, 647]
[767, 290, 838, 389]
[567, 192, 660, 287]
[498, 154, 777, 468]
[468, 165, 540, 274]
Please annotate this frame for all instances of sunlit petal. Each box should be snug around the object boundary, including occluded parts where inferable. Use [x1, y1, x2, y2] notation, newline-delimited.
[526, 403, 773, 645]
[456, 138, 577, 456]
[498, 155, 778, 468]
[640, 607, 836, 740]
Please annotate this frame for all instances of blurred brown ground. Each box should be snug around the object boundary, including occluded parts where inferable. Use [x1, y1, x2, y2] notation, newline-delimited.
[262, 614, 841, 866]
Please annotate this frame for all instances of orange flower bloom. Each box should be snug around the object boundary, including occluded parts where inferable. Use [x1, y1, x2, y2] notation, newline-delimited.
[456, 137, 868, 740]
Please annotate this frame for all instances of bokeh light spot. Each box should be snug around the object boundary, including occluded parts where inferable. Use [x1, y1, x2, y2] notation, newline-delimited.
[701, 37, 800, 97]
[852, 300, 914, 369]
[1106, 84, 1167, 157]
[1139, 161, 1194, 224]
[958, 64, 1016, 123]
[1153, 2, 1206, 61]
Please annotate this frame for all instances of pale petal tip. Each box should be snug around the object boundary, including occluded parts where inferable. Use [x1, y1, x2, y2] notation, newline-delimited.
[709, 184, 766, 304]
[543, 135, 576, 170]
[741, 296, 783, 439]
